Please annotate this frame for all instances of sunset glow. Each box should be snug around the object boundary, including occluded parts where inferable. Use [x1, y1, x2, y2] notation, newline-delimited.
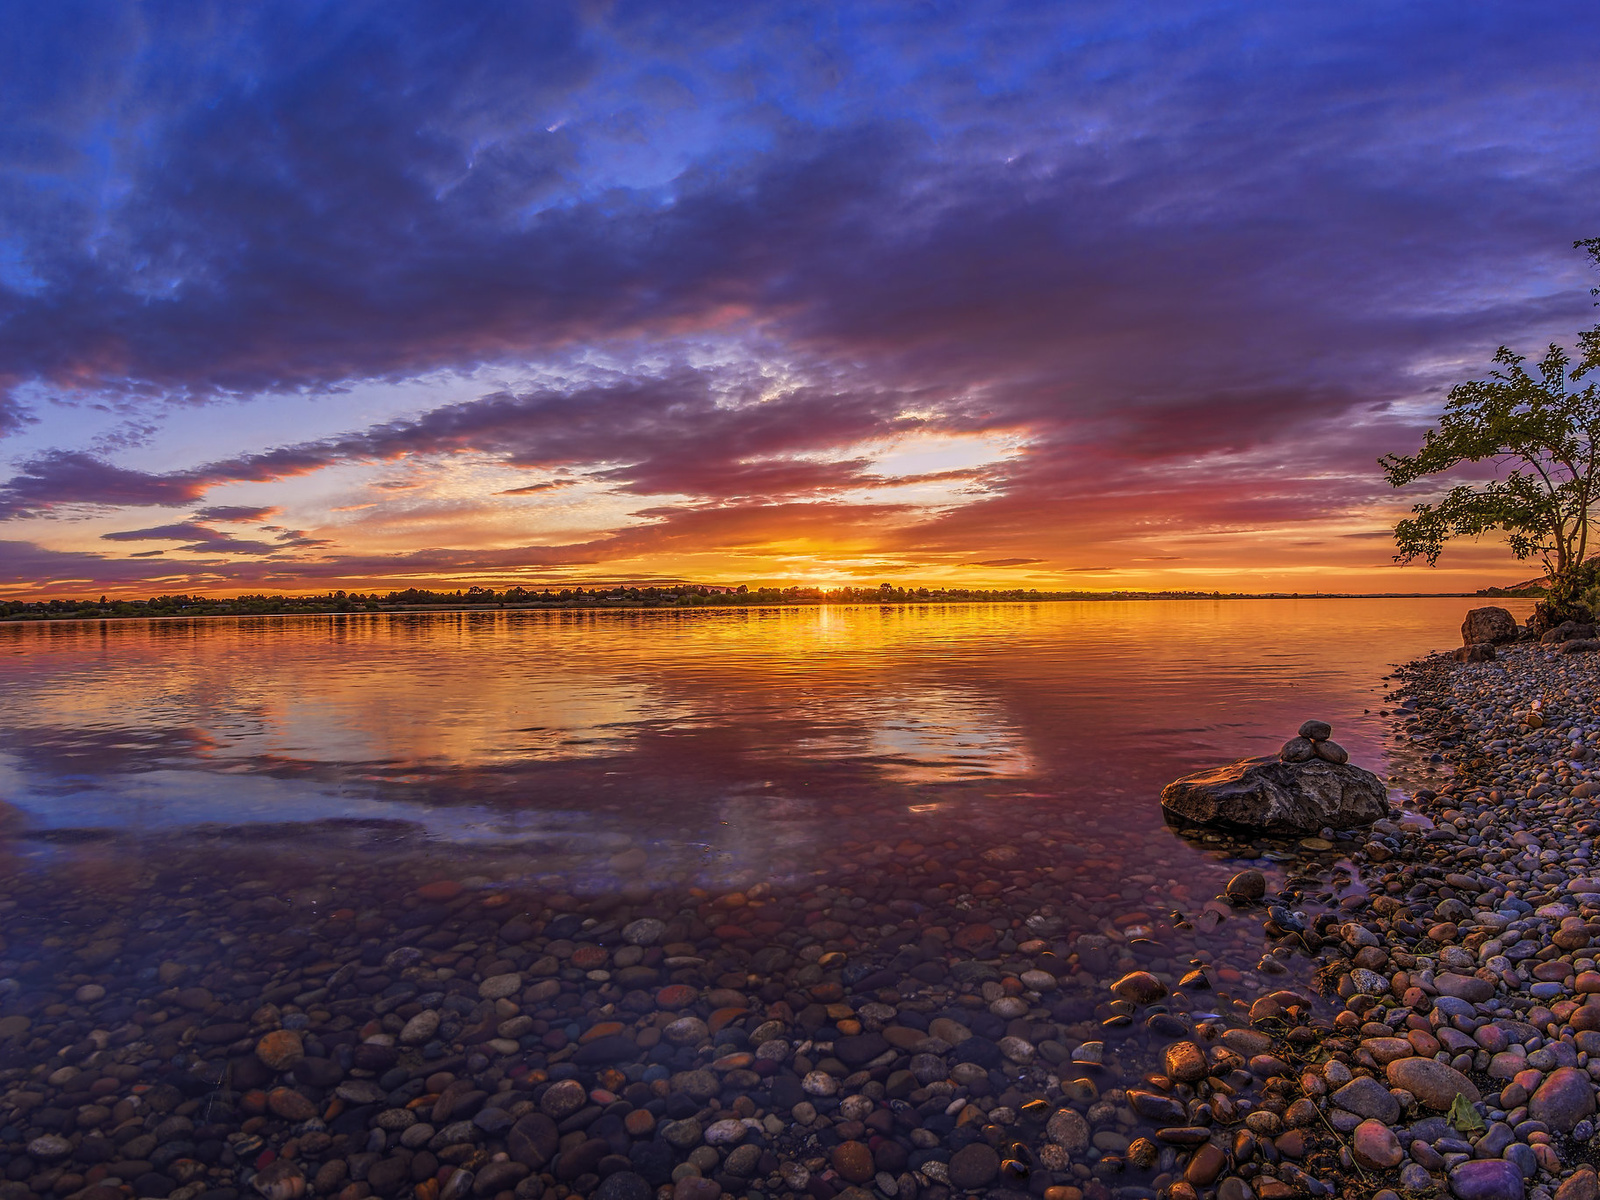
[1, 4, 1597, 596]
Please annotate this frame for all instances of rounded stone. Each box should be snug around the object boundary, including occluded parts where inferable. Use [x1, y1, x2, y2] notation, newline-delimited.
[832, 1141, 875, 1184]
[1332, 1076, 1401, 1124]
[1529, 1066, 1596, 1133]
[1448, 1158, 1525, 1200]
[539, 1078, 589, 1119]
[27, 1135, 72, 1160]
[1279, 736, 1316, 763]
[1185, 1143, 1227, 1186]
[623, 918, 666, 946]
[948, 1143, 1000, 1190]
[663, 1017, 709, 1046]
[702, 1119, 746, 1147]
[1226, 870, 1267, 900]
[1313, 738, 1349, 764]
[1165, 1041, 1209, 1084]
[266, 1087, 317, 1121]
[398, 1009, 440, 1045]
[1298, 720, 1332, 741]
[1387, 1057, 1481, 1111]
[1352, 1119, 1403, 1170]
[1046, 1107, 1089, 1154]
[1111, 971, 1167, 1004]
[802, 1070, 839, 1096]
[256, 1029, 304, 1070]
[478, 973, 522, 1000]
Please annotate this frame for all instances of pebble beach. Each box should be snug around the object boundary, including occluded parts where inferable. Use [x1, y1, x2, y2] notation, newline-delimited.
[4, 624, 1599, 1200]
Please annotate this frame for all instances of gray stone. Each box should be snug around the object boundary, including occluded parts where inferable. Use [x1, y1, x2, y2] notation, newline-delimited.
[622, 918, 666, 946]
[1161, 755, 1389, 833]
[596, 1173, 653, 1200]
[1046, 1107, 1089, 1154]
[1331, 1075, 1400, 1124]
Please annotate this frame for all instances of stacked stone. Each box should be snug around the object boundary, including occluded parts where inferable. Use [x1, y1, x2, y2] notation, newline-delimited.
[1279, 719, 1350, 765]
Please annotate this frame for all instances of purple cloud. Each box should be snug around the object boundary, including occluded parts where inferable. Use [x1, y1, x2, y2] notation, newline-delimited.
[0, 1, 1596, 589]
[100, 522, 283, 556]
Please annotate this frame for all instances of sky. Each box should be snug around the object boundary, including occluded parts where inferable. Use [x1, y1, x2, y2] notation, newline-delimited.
[1, 0, 1598, 597]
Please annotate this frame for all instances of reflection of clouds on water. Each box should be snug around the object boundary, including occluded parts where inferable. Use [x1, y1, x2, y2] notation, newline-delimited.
[0, 599, 1540, 861]
[865, 687, 1032, 782]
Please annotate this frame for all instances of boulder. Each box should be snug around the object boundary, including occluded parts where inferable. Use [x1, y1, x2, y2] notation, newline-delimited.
[1454, 643, 1497, 663]
[1462, 606, 1518, 645]
[1161, 756, 1389, 834]
[1540, 621, 1597, 644]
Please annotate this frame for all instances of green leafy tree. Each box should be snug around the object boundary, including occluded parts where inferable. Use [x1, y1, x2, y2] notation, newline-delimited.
[1381, 239, 1600, 580]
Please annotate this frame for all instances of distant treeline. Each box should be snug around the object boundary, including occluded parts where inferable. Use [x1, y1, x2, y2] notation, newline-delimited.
[1, 582, 1274, 620]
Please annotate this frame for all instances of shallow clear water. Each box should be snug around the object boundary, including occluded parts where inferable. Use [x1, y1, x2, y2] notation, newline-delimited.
[0, 597, 1536, 1197]
[0, 597, 1530, 884]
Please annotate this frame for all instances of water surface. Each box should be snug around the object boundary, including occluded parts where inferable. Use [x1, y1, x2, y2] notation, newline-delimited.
[0, 597, 1527, 883]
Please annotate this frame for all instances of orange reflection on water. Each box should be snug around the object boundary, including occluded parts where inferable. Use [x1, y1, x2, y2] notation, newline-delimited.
[0, 597, 1534, 845]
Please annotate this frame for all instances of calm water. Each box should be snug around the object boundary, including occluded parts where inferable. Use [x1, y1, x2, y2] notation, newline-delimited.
[0, 598, 1528, 885]
[0, 596, 1533, 1192]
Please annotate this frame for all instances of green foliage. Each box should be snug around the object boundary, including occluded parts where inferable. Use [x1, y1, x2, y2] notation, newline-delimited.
[1449, 1093, 1486, 1133]
[1381, 239, 1600, 579]
[1533, 555, 1600, 628]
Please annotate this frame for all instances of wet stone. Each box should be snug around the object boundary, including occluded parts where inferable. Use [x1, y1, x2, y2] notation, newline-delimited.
[1046, 1107, 1089, 1154]
[255, 1030, 303, 1071]
[1226, 870, 1267, 900]
[1165, 1041, 1208, 1084]
[540, 1079, 589, 1119]
[832, 1141, 875, 1184]
[948, 1143, 1000, 1190]
[596, 1173, 654, 1200]
[1111, 971, 1167, 1004]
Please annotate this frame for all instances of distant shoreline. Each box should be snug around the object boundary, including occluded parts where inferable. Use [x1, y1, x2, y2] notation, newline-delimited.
[0, 590, 1540, 625]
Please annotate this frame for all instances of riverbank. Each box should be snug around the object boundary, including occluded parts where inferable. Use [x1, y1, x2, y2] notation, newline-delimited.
[1285, 638, 1600, 1200]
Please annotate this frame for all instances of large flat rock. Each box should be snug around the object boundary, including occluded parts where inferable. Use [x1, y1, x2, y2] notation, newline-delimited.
[1161, 755, 1389, 834]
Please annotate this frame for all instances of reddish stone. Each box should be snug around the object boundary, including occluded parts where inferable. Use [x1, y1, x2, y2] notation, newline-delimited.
[953, 924, 998, 953]
[655, 984, 699, 1009]
[569, 945, 608, 970]
[707, 1007, 749, 1033]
